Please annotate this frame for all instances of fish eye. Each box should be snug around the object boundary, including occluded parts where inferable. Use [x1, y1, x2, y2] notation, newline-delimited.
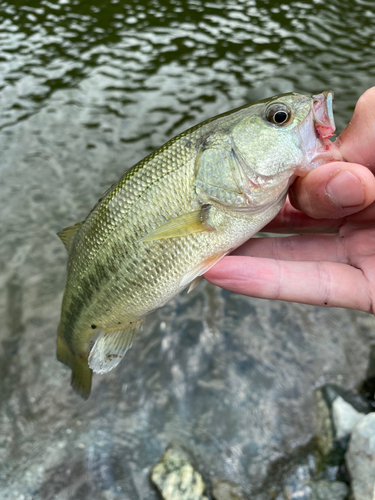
[266, 104, 291, 126]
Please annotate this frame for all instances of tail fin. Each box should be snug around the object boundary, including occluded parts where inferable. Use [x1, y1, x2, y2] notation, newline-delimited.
[57, 334, 92, 400]
[70, 358, 92, 400]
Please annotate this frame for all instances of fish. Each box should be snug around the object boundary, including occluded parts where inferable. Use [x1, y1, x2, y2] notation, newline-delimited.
[56, 91, 342, 399]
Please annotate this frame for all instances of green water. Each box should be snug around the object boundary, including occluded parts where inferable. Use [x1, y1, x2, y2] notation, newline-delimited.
[1, 1, 374, 498]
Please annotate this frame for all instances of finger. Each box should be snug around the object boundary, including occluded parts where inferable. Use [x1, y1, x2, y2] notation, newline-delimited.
[205, 256, 372, 313]
[232, 233, 347, 263]
[336, 87, 375, 171]
[289, 162, 375, 219]
[263, 199, 340, 233]
[264, 198, 375, 234]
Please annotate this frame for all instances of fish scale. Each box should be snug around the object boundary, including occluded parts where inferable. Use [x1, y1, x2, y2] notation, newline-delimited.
[57, 91, 341, 398]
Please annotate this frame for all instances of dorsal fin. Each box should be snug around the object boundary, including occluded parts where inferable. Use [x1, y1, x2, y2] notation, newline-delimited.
[57, 221, 83, 252]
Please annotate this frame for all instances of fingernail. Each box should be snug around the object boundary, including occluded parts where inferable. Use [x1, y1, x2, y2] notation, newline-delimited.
[326, 170, 365, 208]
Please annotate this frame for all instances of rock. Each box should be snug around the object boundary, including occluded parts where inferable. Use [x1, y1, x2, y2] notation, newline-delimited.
[322, 384, 372, 415]
[315, 387, 337, 459]
[310, 480, 348, 500]
[280, 460, 314, 500]
[346, 413, 375, 500]
[151, 447, 208, 500]
[276, 479, 348, 500]
[332, 396, 366, 440]
[314, 385, 369, 462]
[255, 446, 339, 500]
[211, 479, 246, 500]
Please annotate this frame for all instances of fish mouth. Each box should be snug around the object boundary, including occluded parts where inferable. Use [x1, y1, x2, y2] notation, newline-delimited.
[297, 90, 343, 173]
[312, 90, 336, 139]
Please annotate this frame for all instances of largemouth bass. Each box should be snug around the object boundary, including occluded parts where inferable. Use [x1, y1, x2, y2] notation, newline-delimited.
[57, 91, 342, 399]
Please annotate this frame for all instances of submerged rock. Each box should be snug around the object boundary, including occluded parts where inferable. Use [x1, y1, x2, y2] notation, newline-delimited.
[264, 450, 346, 500]
[315, 388, 336, 460]
[281, 472, 313, 499]
[211, 479, 247, 500]
[151, 447, 208, 500]
[276, 479, 348, 500]
[309, 480, 348, 500]
[346, 413, 375, 500]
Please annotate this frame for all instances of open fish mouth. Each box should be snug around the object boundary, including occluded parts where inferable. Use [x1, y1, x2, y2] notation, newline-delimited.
[297, 90, 343, 173]
[313, 90, 336, 139]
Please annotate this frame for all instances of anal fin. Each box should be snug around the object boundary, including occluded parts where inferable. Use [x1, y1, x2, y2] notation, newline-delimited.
[88, 318, 145, 374]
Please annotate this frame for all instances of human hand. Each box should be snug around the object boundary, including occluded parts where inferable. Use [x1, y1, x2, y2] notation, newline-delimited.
[205, 87, 375, 313]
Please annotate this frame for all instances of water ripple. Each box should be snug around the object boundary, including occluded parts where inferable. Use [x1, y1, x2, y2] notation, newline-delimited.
[0, 0, 374, 135]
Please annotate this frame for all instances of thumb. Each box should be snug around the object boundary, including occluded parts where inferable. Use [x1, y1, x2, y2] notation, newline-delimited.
[289, 162, 375, 219]
[336, 87, 375, 171]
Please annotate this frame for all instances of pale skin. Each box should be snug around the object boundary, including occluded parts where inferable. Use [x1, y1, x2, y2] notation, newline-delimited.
[205, 87, 375, 313]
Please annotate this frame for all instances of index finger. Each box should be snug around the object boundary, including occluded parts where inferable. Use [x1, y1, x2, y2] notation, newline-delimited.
[263, 197, 375, 234]
[205, 256, 372, 313]
[262, 199, 340, 233]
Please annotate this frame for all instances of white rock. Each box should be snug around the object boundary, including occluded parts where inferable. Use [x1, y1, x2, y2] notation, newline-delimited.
[346, 412, 375, 500]
[332, 396, 366, 440]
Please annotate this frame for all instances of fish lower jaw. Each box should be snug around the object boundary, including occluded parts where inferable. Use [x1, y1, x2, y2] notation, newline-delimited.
[298, 139, 343, 173]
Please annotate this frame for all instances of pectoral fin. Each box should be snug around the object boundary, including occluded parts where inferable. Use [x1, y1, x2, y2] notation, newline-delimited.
[57, 221, 82, 252]
[140, 205, 214, 242]
[88, 319, 145, 374]
[180, 252, 227, 288]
